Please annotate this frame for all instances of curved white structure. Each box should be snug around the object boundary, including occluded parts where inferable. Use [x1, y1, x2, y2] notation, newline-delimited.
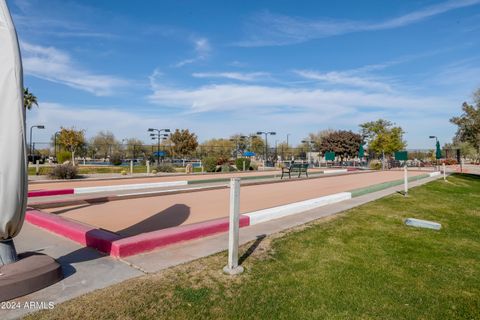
[0, 0, 27, 264]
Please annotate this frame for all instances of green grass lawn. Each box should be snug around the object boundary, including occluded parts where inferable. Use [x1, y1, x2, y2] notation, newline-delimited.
[28, 174, 480, 319]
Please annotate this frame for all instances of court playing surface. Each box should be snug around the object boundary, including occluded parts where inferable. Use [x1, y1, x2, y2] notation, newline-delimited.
[44, 170, 424, 237]
[29, 168, 327, 191]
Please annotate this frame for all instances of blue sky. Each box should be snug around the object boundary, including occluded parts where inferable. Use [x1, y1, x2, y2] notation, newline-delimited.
[9, 0, 480, 148]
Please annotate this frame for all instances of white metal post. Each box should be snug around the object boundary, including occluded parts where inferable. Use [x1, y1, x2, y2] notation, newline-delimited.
[242, 160, 246, 171]
[130, 160, 133, 175]
[223, 178, 243, 275]
[404, 165, 408, 196]
[35, 160, 39, 175]
[443, 162, 446, 181]
[146, 160, 150, 175]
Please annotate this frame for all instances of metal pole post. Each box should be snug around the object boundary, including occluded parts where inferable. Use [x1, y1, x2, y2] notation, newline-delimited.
[223, 178, 243, 275]
[157, 133, 160, 165]
[130, 160, 133, 175]
[443, 162, 446, 181]
[382, 150, 385, 170]
[404, 165, 408, 196]
[35, 160, 40, 175]
[147, 160, 150, 175]
[29, 126, 33, 157]
[54, 132, 57, 161]
[264, 133, 268, 168]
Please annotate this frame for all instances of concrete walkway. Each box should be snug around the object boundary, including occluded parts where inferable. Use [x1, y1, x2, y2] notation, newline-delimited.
[2, 174, 442, 319]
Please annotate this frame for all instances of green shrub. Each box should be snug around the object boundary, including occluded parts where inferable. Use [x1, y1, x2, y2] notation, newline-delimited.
[110, 153, 123, 166]
[156, 164, 176, 173]
[120, 170, 127, 175]
[235, 158, 251, 171]
[202, 156, 218, 172]
[218, 164, 237, 172]
[56, 151, 72, 164]
[49, 164, 78, 179]
[369, 160, 382, 170]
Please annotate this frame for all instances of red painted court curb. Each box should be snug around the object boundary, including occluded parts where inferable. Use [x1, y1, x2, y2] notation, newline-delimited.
[25, 209, 250, 258]
[25, 209, 121, 253]
[28, 189, 74, 197]
[110, 215, 250, 257]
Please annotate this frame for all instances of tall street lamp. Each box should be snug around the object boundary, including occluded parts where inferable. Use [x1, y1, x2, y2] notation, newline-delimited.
[54, 131, 60, 161]
[148, 128, 170, 164]
[121, 138, 127, 160]
[29, 125, 45, 157]
[286, 133, 290, 160]
[257, 131, 276, 167]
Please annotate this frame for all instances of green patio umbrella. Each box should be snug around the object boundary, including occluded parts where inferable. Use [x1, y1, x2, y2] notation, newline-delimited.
[359, 143, 365, 158]
[435, 140, 442, 160]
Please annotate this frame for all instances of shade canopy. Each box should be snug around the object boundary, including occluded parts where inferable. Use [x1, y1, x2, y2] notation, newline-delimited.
[435, 141, 442, 160]
[358, 143, 365, 158]
[0, 0, 28, 240]
[153, 151, 166, 157]
[243, 151, 255, 157]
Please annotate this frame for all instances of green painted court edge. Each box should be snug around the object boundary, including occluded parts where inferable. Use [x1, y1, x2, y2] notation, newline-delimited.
[349, 173, 430, 197]
[187, 171, 326, 185]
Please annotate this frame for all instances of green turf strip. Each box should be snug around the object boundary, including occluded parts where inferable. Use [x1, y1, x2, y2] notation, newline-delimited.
[350, 173, 430, 197]
[187, 171, 325, 185]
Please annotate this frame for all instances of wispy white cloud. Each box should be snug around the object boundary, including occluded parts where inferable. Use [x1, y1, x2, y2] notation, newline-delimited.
[12, 0, 117, 39]
[21, 42, 128, 96]
[174, 37, 212, 67]
[228, 60, 248, 68]
[429, 58, 480, 93]
[26, 99, 457, 149]
[192, 71, 270, 82]
[148, 82, 454, 114]
[294, 70, 393, 92]
[237, 0, 480, 46]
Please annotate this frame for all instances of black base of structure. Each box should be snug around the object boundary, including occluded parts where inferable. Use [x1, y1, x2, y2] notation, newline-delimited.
[0, 253, 63, 302]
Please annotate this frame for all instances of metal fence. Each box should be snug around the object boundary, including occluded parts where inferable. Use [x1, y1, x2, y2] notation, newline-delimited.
[29, 142, 452, 168]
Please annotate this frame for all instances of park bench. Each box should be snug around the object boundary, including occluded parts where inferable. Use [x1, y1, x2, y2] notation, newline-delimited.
[281, 163, 309, 179]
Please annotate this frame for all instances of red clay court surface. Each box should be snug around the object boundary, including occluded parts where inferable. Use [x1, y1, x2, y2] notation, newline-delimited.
[28, 169, 327, 191]
[42, 170, 424, 237]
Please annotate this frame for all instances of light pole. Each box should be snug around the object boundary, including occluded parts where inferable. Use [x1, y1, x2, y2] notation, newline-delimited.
[429, 135, 439, 169]
[121, 138, 127, 160]
[286, 133, 290, 160]
[257, 131, 276, 167]
[54, 131, 60, 161]
[29, 125, 45, 157]
[148, 128, 170, 164]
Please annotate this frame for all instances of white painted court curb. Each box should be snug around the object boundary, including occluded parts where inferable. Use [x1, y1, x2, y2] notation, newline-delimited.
[74, 180, 188, 195]
[245, 192, 352, 225]
[323, 169, 348, 174]
[429, 171, 441, 177]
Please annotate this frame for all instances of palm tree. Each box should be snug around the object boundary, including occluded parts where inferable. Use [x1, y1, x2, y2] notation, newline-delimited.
[24, 87, 38, 110]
